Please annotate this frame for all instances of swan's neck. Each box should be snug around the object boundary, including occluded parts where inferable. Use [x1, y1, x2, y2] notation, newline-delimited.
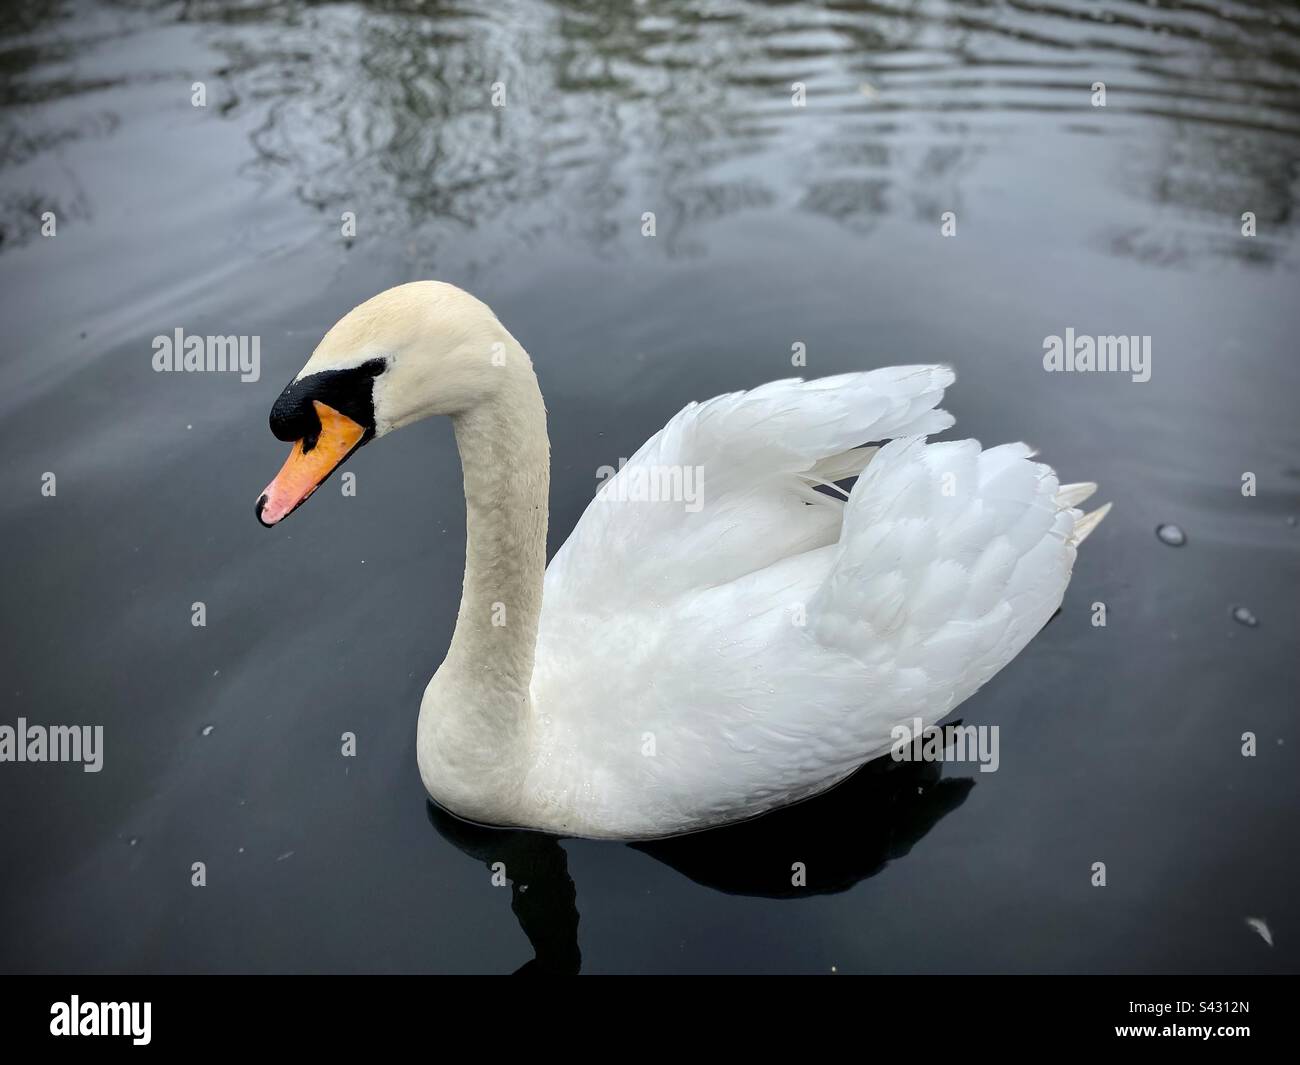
[419, 350, 549, 817]
[448, 366, 549, 683]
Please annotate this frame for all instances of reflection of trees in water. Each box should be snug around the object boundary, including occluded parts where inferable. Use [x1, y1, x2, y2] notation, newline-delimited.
[230, 5, 553, 226]
[197, 0, 969, 251]
[0, 0, 1297, 262]
[176, 0, 1300, 263]
[1101, 124, 1297, 269]
[212, 0, 790, 260]
[0, 0, 107, 249]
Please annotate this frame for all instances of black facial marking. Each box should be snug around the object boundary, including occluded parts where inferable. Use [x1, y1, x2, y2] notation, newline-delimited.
[269, 357, 387, 449]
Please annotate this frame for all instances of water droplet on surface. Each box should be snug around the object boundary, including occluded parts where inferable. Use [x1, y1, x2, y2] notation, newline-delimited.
[1155, 523, 1186, 547]
[1230, 605, 1258, 628]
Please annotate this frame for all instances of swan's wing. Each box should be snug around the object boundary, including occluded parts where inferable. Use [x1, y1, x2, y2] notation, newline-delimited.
[544, 365, 956, 612]
[807, 435, 1088, 744]
[532, 369, 1106, 836]
[625, 436, 1097, 832]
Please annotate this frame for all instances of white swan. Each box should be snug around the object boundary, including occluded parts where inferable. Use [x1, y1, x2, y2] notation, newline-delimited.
[255, 281, 1109, 839]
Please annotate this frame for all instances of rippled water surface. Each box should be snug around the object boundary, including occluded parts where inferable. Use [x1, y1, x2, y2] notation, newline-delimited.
[1, 0, 1298, 973]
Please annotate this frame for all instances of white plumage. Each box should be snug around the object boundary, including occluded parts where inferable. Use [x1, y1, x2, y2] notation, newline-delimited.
[259, 283, 1108, 840]
[528, 366, 1105, 836]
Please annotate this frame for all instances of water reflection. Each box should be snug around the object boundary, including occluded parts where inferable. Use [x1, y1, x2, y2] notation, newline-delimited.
[427, 749, 974, 974]
[2, 0, 1297, 263]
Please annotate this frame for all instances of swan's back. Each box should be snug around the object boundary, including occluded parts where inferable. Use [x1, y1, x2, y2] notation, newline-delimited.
[528, 366, 1106, 838]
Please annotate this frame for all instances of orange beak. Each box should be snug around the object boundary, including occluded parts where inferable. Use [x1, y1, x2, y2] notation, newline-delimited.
[255, 400, 366, 527]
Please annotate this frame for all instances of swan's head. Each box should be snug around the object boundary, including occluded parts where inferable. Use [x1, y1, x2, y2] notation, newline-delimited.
[255, 281, 516, 527]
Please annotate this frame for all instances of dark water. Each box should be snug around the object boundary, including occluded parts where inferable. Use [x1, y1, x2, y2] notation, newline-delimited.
[1, 0, 1297, 973]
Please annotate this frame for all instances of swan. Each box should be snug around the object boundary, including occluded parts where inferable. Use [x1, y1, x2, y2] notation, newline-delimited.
[255, 281, 1109, 839]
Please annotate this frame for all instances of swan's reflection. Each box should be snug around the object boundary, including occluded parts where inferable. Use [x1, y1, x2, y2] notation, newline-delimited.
[426, 744, 974, 974]
[424, 801, 583, 975]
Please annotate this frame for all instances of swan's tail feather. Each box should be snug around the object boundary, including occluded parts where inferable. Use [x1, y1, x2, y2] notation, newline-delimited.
[1057, 482, 1109, 546]
[1071, 501, 1112, 545]
[1057, 481, 1098, 508]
